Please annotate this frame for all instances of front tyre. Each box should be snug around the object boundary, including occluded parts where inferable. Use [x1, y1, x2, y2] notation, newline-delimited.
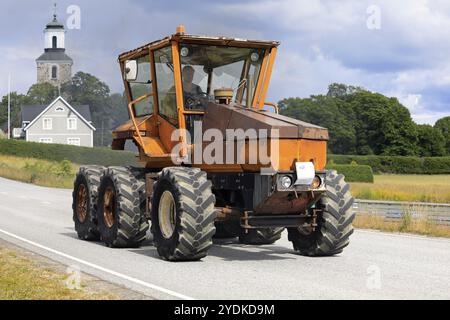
[288, 170, 355, 256]
[151, 167, 216, 261]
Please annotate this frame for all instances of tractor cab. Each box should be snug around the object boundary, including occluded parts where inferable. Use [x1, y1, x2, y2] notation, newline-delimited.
[113, 26, 280, 167]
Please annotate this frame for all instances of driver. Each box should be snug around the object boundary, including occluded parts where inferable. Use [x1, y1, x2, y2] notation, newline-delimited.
[182, 65, 203, 95]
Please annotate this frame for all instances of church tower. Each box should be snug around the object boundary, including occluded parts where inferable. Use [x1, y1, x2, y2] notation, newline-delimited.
[36, 5, 73, 86]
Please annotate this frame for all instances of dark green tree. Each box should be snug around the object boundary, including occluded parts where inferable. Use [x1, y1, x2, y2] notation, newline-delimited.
[61, 72, 113, 146]
[327, 83, 365, 98]
[280, 95, 357, 154]
[435, 116, 450, 155]
[416, 124, 446, 156]
[0, 92, 29, 129]
[26, 83, 59, 105]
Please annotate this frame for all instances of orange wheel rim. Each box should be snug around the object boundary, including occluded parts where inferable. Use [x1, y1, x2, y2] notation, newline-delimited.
[103, 186, 115, 228]
[77, 184, 88, 223]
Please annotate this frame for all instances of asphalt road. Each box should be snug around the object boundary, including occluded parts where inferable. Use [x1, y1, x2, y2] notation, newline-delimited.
[0, 177, 449, 300]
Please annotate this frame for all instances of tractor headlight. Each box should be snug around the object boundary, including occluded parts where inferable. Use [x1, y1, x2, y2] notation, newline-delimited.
[280, 176, 293, 189]
[311, 176, 322, 189]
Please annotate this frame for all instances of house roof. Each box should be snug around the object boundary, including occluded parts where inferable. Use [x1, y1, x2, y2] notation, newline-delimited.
[21, 104, 92, 122]
[22, 97, 96, 131]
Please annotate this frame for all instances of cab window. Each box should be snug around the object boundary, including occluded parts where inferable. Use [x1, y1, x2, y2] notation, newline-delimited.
[154, 46, 178, 127]
[129, 55, 153, 117]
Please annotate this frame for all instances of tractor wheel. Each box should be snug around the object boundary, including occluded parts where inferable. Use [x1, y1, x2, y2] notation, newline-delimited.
[97, 167, 149, 248]
[72, 166, 105, 241]
[239, 228, 284, 245]
[151, 167, 216, 261]
[287, 170, 355, 256]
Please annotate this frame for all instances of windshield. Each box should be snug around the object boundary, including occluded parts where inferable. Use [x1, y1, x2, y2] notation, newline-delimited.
[179, 44, 265, 109]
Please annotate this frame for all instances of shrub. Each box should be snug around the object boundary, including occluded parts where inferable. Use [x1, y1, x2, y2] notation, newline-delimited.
[326, 164, 374, 183]
[0, 139, 138, 167]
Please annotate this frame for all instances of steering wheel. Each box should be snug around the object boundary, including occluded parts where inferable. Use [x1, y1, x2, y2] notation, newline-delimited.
[184, 92, 210, 110]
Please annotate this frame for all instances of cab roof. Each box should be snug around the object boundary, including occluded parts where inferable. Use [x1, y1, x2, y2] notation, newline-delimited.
[118, 33, 280, 62]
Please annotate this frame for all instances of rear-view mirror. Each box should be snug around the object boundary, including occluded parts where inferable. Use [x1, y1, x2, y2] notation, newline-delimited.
[124, 60, 138, 81]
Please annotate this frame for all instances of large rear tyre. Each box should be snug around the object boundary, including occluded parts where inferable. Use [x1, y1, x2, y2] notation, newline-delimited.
[97, 167, 149, 248]
[239, 228, 284, 245]
[288, 170, 355, 256]
[72, 166, 105, 241]
[151, 167, 216, 261]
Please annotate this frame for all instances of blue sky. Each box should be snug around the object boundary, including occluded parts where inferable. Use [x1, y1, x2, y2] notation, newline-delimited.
[1, 0, 449, 124]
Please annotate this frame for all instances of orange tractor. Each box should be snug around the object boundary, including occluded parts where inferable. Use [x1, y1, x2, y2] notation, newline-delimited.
[72, 26, 355, 261]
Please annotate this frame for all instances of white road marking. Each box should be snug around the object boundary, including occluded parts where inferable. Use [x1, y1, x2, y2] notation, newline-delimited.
[0, 228, 194, 300]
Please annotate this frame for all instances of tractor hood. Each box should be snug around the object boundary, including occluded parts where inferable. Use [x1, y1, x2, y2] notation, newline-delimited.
[202, 102, 329, 141]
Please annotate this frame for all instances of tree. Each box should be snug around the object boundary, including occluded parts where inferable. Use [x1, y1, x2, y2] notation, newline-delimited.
[27, 83, 59, 105]
[0, 92, 29, 130]
[416, 124, 446, 157]
[280, 95, 357, 154]
[279, 87, 419, 156]
[347, 92, 418, 156]
[327, 83, 365, 98]
[435, 116, 450, 155]
[61, 72, 113, 146]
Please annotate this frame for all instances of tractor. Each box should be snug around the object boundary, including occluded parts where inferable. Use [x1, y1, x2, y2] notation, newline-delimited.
[72, 26, 355, 261]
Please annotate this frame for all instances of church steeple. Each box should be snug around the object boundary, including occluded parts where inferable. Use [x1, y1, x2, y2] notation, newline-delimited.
[44, 3, 65, 50]
[36, 3, 73, 86]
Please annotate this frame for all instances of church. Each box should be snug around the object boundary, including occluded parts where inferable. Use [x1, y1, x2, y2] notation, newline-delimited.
[36, 8, 73, 86]
[10, 7, 96, 147]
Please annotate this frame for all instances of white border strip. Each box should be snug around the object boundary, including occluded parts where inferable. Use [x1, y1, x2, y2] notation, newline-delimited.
[0, 228, 194, 300]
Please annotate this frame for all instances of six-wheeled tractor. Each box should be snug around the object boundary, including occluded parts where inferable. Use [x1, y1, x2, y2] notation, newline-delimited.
[73, 26, 355, 261]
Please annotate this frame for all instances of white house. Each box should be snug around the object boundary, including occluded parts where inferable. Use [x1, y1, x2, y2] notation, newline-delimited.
[20, 96, 96, 147]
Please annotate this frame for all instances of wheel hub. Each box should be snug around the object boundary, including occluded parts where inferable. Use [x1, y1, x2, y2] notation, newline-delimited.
[76, 184, 88, 223]
[158, 190, 176, 239]
[103, 186, 115, 229]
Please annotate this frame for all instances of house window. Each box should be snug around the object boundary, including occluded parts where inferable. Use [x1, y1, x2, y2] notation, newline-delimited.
[39, 138, 53, 144]
[52, 36, 57, 49]
[52, 66, 58, 79]
[43, 118, 52, 130]
[67, 118, 77, 130]
[67, 138, 80, 146]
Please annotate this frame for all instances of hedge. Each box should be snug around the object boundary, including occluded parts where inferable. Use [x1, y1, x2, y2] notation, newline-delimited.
[0, 139, 138, 167]
[329, 154, 450, 174]
[326, 164, 374, 183]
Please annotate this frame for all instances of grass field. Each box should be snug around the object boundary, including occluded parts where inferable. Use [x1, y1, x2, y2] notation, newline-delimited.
[350, 174, 450, 203]
[0, 245, 115, 300]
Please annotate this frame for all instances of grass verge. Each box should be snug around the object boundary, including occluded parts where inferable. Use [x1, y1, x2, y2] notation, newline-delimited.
[0, 245, 116, 300]
[0, 155, 78, 189]
[354, 214, 450, 238]
[350, 174, 450, 203]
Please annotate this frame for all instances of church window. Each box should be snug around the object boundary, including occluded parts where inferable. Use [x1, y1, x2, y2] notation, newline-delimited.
[52, 36, 57, 49]
[52, 66, 58, 79]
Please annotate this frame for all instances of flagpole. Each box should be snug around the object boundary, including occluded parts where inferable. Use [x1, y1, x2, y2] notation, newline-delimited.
[7, 74, 11, 139]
